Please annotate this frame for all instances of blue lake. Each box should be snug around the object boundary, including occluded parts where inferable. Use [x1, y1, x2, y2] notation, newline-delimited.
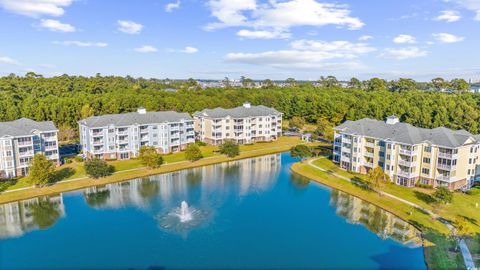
[0, 153, 426, 269]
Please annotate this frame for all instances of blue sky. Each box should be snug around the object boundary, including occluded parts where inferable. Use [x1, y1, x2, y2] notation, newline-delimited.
[0, 0, 479, 81]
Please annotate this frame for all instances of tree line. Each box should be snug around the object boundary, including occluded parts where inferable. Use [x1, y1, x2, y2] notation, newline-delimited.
[0, 73, 479, 141]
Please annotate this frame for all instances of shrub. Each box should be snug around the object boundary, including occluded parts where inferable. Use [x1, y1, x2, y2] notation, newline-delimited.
[0, 179, 17, 192]
[219, 140, 240, 158]
[74, 155, 84, 162]
[432, 186, 453, 204]
[84, 158, 114, 179]
[185, 144, 203, 162]
[415, 183, 433, 189]
[195, 141, 207, 147]
[139, 146, 164, 169]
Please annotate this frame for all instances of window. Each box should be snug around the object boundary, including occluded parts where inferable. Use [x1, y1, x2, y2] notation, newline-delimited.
[386, 154, 391, 160]
[422, 168, 430, 175]
[386, 165, 390, 171]
[469, 158, 472, 164]
[379, 151, 385, 157]
[424, 146, 432, 153]
[423, 157, 430, 164]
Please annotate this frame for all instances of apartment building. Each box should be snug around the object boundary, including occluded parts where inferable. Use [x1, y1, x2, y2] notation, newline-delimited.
[79, 108, 195, 160]
[0, 118, 59, 178]
[333, 116, 480, 190]
[193, 103, 282, 145]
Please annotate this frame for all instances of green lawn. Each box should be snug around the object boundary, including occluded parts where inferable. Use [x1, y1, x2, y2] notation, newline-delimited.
[3, 137, 311, 195]
[311, 158, 480, 234]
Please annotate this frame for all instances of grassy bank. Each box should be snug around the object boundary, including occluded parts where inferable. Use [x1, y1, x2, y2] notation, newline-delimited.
[290, 158, 480, 270]
[0, 137, 320, 204]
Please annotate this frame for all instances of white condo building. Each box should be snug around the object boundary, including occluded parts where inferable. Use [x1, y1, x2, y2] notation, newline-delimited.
[78, 108, 195, 160]
[193, 103, 283, 145]
[0, 118, 59, 178]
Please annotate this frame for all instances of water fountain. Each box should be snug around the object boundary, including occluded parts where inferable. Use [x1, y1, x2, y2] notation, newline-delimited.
[177, 201, 193, 223]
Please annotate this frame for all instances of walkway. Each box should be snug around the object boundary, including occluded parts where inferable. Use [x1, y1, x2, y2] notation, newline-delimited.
[306, 157, 476, 270]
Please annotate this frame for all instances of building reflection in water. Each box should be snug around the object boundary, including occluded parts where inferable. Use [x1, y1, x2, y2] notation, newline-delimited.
[83, 154, 282, 210]
[83, 154, 282, 235]
[329, 190, 422, 247]
[0, 194, 65, 239]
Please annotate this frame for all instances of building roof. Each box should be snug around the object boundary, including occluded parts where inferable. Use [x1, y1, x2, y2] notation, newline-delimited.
[193, 104, 281, 118]
[334, 118, 477, 148]
[79, 111, 192, 128]
[0, 118, 58, 137]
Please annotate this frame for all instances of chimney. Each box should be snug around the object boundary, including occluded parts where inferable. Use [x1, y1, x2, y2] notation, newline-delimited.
[386, 115, 399, 125]
[137, 107, 147, 114]
[243, 102, 251, 108]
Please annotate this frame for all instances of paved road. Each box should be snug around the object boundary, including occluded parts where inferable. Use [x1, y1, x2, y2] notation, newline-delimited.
[306, 157, 476, 270]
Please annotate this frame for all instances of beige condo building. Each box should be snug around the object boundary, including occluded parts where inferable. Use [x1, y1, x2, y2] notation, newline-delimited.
[333, 116, 480, 190]
[193, 103, 283, 145]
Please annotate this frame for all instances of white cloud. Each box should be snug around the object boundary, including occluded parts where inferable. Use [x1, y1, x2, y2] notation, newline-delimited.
[39, 19, 75, 32]
[380, 47, 428, 60]
[393, 34, 416, 44]
[117, 20, 143, 34]
[180, 46, 198, 54]
[0, 56, 19, 65]
[225, 39, 374, 70]
[0, 0, 73, 17]
[358, 35, 373, 41]
[53, 41, 108, 47]
[432, 32, 464, 43]
[205, 0, 364, 33]
[134, 45, 158, 53]
[446, 0, 480, 20]
[434, 10, 461, 22]
[165, 0, 180, 12]
[237, 29, 290, 39]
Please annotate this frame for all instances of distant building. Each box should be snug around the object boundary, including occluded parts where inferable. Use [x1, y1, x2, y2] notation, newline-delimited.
[193, 103, 283, 145]
[0, 118, 59, 178]
[333, 116, 480, 190]
[79, 108, 195, 160]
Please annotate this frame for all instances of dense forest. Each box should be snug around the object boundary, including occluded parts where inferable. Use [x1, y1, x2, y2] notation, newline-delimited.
[0, 73, 479, 141]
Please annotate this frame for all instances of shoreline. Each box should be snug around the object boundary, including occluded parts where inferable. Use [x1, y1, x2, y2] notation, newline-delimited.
[0, 143, 301, 204]
[289, 163, 432, 269]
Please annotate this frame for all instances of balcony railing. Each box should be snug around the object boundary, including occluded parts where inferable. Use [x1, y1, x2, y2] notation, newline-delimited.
[18, 141, 33, 146]
[342, 138, 352, 144]
[45, 145, 58, 151]
[116, 131, 128, 136]
[364, 152, 374, 158]
[438, 152, 457, 159]
[93, 140, 104, 145]
[340, 156, 351, 162]
[363, 162, 374, 167]
[398, 159, 414, 167]
[436, 174, 451, 181]
[397, 171, 416, 178]
[437, 163, 456, 171]
[399, 149, 416, 156]
[364, 142, 375, 148]
[19, 151, 34, 157]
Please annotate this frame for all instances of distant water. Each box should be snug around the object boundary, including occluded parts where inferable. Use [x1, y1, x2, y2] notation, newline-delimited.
[0, 153, 425, 269]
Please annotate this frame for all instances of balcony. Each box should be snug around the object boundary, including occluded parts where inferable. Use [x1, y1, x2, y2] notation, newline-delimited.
[19, 151, 34, 157]
[438, 152, 457, 159]
[18, 140, 33, 146]
[45, 145, 58, 151]
[365, 141, 375, 148]
[341, 156, 351, 162]
[364, 152, 374, 158]
[399, 149, 416, 156]
[92, 131, 103, 137]
[398, 159, 414, 167]
[342, 138, 352, 144]
[93, 148, 104, 154]
[169, 125, 180, 131]
[117, 140, 129, 144]
[93, 140, 104, 145]
[436, 174, 451, 181]
[363, 162, 374, 168]
[116, 131, 128, 136]
[437, 163, 455, 171]
[397, 171, 416, 178]
[47, 154, 59, 160]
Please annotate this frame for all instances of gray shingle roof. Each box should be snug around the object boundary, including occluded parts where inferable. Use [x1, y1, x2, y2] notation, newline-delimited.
[193, 105, 281, 118]
[79, 111, 192, 128]
[335, 118, 477, 148]
[0, 118, 57, 137]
